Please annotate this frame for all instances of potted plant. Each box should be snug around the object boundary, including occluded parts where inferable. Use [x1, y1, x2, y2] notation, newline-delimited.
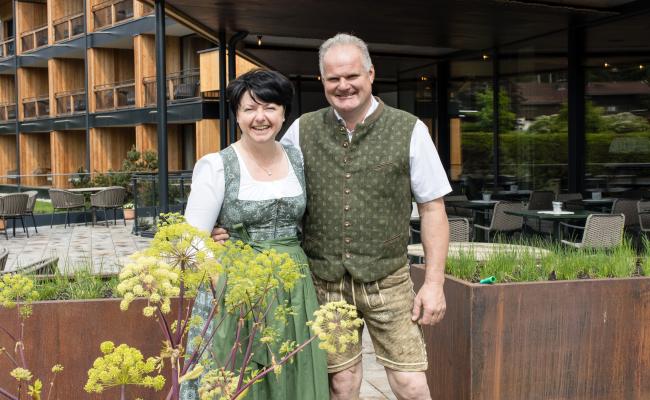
[123, 202, 135, 220]
[410, 239, 650, 400]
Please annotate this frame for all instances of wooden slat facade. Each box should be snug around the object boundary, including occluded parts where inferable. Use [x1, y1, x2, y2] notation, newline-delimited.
[51, 130, 86, 188]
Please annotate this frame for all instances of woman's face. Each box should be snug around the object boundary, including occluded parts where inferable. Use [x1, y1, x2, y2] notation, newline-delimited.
[237, 91, 285, 144]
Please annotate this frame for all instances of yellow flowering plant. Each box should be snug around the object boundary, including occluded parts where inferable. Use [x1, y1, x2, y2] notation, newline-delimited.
[0, 274, 64, 400]
[88, 212, 362, 400]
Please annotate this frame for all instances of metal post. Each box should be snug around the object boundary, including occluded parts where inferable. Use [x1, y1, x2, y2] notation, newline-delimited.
[568, 23, 585, 193]
[155, 0, 169, 212]
[492, 48, 500, 190]
[228, 31, 247, 144]
[435, 61, 451, 175]
[219, 30, 227, 149]
[12, 0, 20, 188]
[83, 0, 91, 174]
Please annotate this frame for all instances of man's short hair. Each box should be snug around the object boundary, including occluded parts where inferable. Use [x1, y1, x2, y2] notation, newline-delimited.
[319, 33, 373, 77]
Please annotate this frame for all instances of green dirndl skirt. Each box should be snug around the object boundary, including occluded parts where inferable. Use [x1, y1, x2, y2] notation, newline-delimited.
[179, 236, 329, 400]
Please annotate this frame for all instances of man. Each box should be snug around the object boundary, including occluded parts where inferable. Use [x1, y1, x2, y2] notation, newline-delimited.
[216, 33, 450, 400]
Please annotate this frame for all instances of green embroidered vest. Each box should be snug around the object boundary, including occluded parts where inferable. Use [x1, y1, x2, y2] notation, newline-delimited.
[299, 98, 416, 283]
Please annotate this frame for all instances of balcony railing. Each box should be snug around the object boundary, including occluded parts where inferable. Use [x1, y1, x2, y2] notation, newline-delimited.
[93, 0, 134, 30]
[0, 102, 16, 121]
[22, 96, 50, 119]
[55, 89, 86, 115]
[0, 37, 14, 58]
[143, 69, 200, 106]
[54, 12, 85, 42]
[94, 80, 135, 111]
[20, 25, 48, 52]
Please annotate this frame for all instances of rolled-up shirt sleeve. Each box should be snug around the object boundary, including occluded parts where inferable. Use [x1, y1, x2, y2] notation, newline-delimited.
[184, 153, 225, 233]
[410, 119, 452, 203]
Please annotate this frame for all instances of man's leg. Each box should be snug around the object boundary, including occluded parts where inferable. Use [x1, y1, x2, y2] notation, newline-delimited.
[385, 369, 431, 400]
[329, 361, 363, 400]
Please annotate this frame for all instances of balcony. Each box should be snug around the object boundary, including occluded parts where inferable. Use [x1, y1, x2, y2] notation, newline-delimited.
[54, 12, 85, 42]
[93, 0, 134, 30]
[56, 89, 86, 115]
[22, 96, 50, 119]
[0, 37, 14, 58]
[0, 103, 16, 121]
[143, 69, 200, 106]
[94, 80, 135, 111]
[20, 25, 48, 52]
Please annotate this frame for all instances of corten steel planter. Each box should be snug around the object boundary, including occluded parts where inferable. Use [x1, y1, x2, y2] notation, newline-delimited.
[0, 297, 191, 399]
[410, 264, 650, 400]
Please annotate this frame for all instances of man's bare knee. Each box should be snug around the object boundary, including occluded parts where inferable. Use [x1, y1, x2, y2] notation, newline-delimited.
[329, 362, 363, 400]
[386, 369, 431, 400]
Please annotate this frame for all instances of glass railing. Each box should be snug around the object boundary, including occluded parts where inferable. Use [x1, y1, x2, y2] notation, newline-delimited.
[55, 89, 86, 115]
[20, 25, 48, 52]
[93, 0, 134, 30]
[0, 102, 16, 121]
[94, 80, 135, 111]
[22, 96, 50, 119]
[0, 37, 14, 58]
[143, 69, 200, 106]
[53, 12, 85, 42]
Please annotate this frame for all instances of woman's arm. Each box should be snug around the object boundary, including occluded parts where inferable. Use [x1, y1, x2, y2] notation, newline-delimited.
[184, 153, 225, 233]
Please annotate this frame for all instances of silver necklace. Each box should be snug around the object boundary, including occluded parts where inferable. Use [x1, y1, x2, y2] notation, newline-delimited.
[244, 143, 277, 176]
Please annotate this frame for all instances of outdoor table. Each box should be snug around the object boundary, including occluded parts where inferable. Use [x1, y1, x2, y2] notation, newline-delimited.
[492, 189, 532, 201]
[445, 200, 498, 241]
[407, 241, 550, 261]
[504, 209, 593, 240]
[566, 197, 615, 212]
[68, 187, 111, 224]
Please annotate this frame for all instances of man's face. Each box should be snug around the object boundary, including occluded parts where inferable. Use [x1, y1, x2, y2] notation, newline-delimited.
[321, 44, 374, 118]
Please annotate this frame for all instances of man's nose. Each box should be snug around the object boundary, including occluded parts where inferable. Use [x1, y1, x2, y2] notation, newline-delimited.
[338, 78, 350, 90]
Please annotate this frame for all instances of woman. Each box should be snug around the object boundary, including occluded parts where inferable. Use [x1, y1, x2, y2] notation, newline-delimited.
[180, 69, 328, 399]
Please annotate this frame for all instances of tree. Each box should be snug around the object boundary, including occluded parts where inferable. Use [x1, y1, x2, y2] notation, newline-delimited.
[476, 88, 517, 131]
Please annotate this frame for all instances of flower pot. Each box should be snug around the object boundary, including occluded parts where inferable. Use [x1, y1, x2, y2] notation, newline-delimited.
[124, 208, 135, 220]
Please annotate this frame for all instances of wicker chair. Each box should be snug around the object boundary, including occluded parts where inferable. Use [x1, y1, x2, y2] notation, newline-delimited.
[1, 256, 59, 275]
[525, 191, 555, 234]
[611, 199, 639, 232]
[444, 194, 473, 219]
[90, 186, 127, 227]
[23, 190, 39, 234]
[560, 214, 625, 249]
[638, 200, 650, 237]
[474, 201, 524, 242]
[557, 193, 583, 211]
[0, 247, 8, 271]
[448, 217, 470, 242]
[49, 189, 87, 228]
[0, 193, 29, 239]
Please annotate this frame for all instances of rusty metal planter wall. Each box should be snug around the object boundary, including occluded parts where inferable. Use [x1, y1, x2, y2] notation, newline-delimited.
[0, 298, 190, 399]
[411, 265, 650, 400]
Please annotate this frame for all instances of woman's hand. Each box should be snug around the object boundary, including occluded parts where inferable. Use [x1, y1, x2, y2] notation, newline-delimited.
[211, 226, 230, 243]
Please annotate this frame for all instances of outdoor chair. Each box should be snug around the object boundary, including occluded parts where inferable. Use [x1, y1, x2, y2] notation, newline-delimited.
[0, 256, 59, 276]
[474, 201, 524, 242]
[23, 190, 39, 234]
[560, 214, 625, 250]
[611, 199, 639, 233]
[0, 247, 8, 271]
[49, 189, 87, 228]
[0, 193, 29, 239]
[445, 194, 473, 219]
[448, 217, 471, 242]
[638, 200, 650, 238]
[90, 186, 127, 227]
[525, 191, 555, 235]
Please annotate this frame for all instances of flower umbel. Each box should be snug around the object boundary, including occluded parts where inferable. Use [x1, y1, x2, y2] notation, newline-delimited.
[117, 255, 180, 316]
[84, 341, 165, 394]
[0, 274, 39, 316]
[10, 367, 33, 382]
[309, 301, 364, 354]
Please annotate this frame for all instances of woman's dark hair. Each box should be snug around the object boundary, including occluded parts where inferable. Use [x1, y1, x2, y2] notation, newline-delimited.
[226, 69, 294, 119]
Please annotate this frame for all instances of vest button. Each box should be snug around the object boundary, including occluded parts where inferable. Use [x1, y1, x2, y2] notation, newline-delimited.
[345, 173, 351, 179]
[344, 205, 350, 211]
[345, 252, 352, 259]
[343, 157, 349, 164]
[345, 237, 351, 244]
[344, 189, 351, 194]
[344, 221, 351, 227]
[339, 126, 345, 132]
[343, 142, 349, 148]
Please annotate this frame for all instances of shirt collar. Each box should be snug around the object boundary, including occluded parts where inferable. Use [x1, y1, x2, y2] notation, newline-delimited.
[333, 96, 379, 133]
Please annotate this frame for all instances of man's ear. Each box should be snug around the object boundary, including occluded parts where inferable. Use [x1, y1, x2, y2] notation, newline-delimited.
[369, 65, 375, 84]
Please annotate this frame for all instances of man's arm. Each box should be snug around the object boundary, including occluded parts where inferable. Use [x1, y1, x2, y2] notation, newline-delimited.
[411, 197, 449, 325]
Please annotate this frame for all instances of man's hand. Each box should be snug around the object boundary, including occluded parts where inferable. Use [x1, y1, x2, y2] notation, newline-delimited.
[211, 227, 230, 243]
[411, 281, 446, 325]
